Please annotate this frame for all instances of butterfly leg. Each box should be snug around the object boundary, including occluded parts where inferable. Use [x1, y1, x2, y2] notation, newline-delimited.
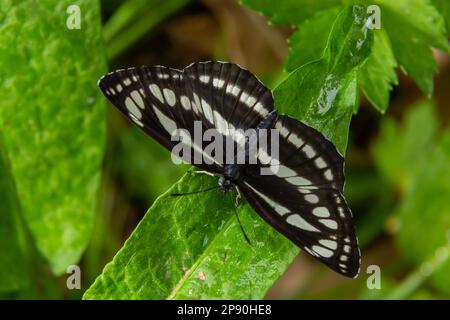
[193, 170, 216, 177]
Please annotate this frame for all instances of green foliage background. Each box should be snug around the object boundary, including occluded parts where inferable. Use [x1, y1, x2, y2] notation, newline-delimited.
[0, 0, 449, 300]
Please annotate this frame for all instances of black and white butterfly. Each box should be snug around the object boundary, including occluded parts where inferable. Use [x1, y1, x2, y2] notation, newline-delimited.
[98, 61, 360, 278]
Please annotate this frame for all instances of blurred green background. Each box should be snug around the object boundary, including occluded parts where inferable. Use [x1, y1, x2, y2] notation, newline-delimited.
[1, 0, 450, 300]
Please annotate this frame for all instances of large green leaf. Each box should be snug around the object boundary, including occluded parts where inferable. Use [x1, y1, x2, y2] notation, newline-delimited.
[0, 0, 107, 275]
[84, 171, 297, 299]
[84, 5, 372, 299]
[358, 29, 397, 113]
[275, 5, 372, 153]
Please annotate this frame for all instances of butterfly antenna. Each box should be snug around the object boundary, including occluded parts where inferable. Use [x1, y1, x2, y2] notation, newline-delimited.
[234, 208, 252, 246]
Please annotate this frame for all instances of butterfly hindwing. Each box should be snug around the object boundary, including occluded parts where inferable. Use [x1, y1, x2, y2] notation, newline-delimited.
[238, 115, 360, 277]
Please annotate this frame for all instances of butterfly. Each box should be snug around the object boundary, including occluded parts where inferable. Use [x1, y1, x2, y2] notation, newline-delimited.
[98, 61, 360, 278]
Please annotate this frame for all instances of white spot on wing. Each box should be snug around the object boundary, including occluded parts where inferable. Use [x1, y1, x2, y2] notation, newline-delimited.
[213, 110, 228, 135]
[130, 90, 145, 109]
[288, 133, 304, 147]
[319, 219, 338, 230]
[275, 122, 289, 138]
[270, 165, 296, 177]
[258, 148, 272, 164]
[286, 176, 312, 186]
[312, 245, 334, 258]
[253, 102, 268, 117]
[315, 157, 327, 169]
[125, 97, 142, 119]
[303, 145, 316, 158]
[324, 169, 333, 181]
[287, 214, 320, 232]
[153, 105, 177, 134]
[129, 114, 144, 127]
[240, 92, 257, 107]
[163, 88, 176, 107]
[245, 183, 290, 216]
[157, 73, 170, 79]
[304, 247, 319, 257]
[226, 84, 240, 96]
[312, 207, 330, 217]
[304, 194, 319, 203]
[180, 96, 191, 110]
[319, 239, 338, 250]
[199, 75, 210, 83]
[201, 99, 214, 124]
[213, 78, 225, 88]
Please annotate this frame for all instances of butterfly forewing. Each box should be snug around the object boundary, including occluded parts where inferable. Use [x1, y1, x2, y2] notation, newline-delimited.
[99, 62, 274, 171]
[98, 61, 360, 278]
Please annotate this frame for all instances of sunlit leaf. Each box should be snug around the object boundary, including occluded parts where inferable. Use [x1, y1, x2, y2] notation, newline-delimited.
[243, 0, 449, 110]
[358, 30, 398, 113]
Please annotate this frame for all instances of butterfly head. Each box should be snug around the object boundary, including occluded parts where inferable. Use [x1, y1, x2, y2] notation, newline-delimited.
[218, 176, 235, 193]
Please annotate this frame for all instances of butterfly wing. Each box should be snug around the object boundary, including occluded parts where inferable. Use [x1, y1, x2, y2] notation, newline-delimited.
[237, 115, 360, 278]
[98, 62, 274, 172]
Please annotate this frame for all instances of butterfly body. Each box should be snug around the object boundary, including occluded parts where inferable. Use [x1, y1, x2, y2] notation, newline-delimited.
[98, 61, 360, 278]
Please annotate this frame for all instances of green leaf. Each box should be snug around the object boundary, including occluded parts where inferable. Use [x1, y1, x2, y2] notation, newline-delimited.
[0, 136, 30, 293]
[0, 0, 107, 275]
[84, 171, 298, 299]
[372, 101, 438, 192]
[358, 29, 398, 113]
[84, 5, 370, 300]
[284, 8, 397, 113]
[378, 0, 448, 96]
[275, 6, 373, 153]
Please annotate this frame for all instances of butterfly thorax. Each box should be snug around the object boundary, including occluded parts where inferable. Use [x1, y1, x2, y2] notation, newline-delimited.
[219, 164, 242, 193]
